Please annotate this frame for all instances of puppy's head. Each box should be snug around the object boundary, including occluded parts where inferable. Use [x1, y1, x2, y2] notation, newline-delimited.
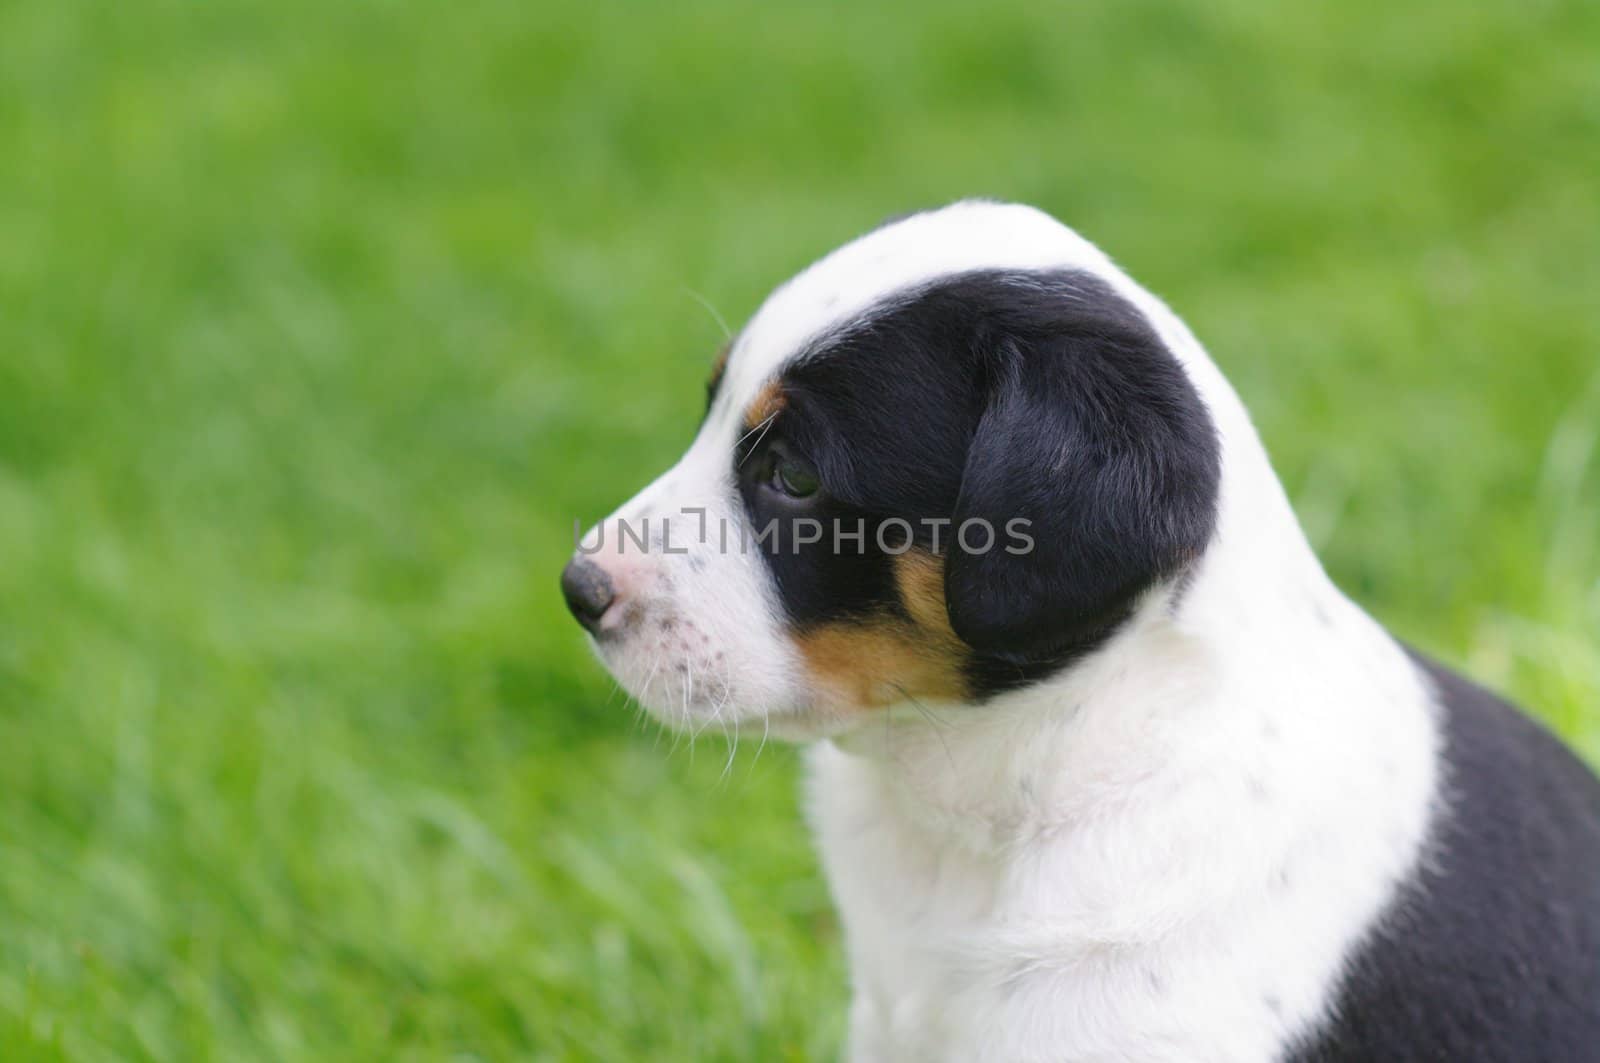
[562, 202, 1221, 739]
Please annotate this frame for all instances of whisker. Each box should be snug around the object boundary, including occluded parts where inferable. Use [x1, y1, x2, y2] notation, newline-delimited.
[888, 682, 957, 769]
[748, 709, 772, 779]
[683, 659, 696, 764]
[689, 672, 732, 749]
[635, 657, 667, 743]
[736, 412, 779, 467]
[721, 715, 740, 786]
[683, 287, 733, 340]
[734, 411, 776, 450]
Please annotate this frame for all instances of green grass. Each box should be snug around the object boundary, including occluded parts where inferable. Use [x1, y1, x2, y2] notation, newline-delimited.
[1, 0, 1597, 1058]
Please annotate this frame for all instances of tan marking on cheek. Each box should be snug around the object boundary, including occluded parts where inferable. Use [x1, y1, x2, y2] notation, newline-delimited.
[796, 618, 968, 709]
[743, 379, 787, 430]
[893, 549, 957, 639]
[796, 551, 969, 710]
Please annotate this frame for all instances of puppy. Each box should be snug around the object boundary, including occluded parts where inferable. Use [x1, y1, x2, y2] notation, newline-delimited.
[561, 202, 1600, 1062]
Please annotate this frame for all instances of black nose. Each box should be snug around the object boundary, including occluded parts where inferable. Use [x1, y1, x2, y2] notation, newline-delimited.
[561, 557, 616, 633]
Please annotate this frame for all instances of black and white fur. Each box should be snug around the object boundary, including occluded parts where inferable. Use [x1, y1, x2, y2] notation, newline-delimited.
[562, 202, 1600, 1061]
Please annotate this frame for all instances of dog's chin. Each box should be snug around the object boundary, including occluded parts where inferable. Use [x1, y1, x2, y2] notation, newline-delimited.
[630, 689, 852, 744]
[587, 639, 801, 739]
[597, 655, 865, 744]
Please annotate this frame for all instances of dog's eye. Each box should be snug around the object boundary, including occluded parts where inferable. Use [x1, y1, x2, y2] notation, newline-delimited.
[770, 455, 820, 498]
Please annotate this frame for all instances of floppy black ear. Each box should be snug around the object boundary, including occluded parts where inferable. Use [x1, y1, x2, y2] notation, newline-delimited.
[944, 274, 1221, 666]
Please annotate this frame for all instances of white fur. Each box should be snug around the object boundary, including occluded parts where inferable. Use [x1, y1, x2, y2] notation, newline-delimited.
[576, 202, 1440, 1061]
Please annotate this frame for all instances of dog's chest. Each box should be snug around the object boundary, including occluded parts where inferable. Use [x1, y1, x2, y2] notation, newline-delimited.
[810, 777, 1270, 1060]
[804, 695, 1435, 1063]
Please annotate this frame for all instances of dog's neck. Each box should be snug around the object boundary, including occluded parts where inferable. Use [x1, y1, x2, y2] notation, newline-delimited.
[825, 409, 1419, 857]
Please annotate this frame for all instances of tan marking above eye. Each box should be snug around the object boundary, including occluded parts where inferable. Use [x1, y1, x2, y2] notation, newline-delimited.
[743, 378, 787, 430]
[793, 550, 969, 711]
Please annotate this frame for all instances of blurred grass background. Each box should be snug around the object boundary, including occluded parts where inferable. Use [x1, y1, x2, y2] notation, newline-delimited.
[1, 0, 1597, 1058]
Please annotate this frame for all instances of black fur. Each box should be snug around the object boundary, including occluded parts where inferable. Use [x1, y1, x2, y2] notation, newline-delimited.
[733, 268, 1221, 697]
[1286, 650, 1600, 1062]
[940, 275, 1220, 666]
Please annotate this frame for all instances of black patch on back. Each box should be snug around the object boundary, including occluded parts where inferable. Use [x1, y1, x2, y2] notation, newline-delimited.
[1286, 650, 1600, 1062]
[734, 268, 1221, 697]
